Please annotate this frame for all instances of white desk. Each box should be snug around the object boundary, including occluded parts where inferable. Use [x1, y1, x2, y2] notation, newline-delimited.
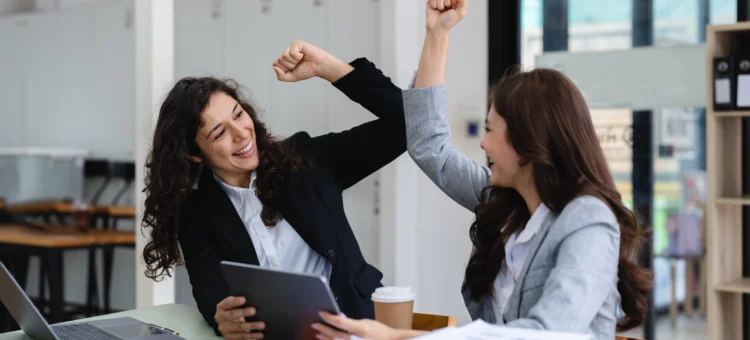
[0, 303, 221, 340]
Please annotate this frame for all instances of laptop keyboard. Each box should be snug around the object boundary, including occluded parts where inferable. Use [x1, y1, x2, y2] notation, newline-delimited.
[53, 323, 121, 340]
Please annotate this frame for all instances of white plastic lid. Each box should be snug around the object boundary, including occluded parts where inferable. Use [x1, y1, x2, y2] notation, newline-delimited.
[371, 286, 415, 303]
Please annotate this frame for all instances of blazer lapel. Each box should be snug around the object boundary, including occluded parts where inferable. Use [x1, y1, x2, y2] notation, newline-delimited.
[196, 168, 259, 265]
[271, 171, 332, 257]
[504, 213, 555, 320]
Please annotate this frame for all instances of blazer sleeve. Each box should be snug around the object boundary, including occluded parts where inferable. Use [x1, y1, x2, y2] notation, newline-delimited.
[310, 58, 406, 190]
[402, 86, 490, 211]
[177, 205, 230, 336]
[504, 219, 620, 332]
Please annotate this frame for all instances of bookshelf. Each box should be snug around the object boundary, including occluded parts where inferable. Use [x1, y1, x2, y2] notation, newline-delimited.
[706, 22, 750, 340]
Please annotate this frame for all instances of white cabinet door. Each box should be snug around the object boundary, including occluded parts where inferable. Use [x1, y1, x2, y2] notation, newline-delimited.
[58, 5, 96, 151]
[0, 17, 23, 147]
[21, 12, 60, 148]
[325, 0, 381, 133]
[175, 0, 225, 79]
[94, 0, 135, 160]
[223, 0, 275, 122]
[271, 0, 327, 138]
[325, 0, 382, 266]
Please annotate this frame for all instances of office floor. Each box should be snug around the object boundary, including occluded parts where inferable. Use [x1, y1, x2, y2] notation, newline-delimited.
[617, 314, 707, 340]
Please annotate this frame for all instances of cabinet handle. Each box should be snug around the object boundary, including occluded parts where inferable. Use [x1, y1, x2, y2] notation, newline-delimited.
[314, 0, 323, 7]
[212, 0, 222, 19]
[125, 8, 134, 28]
[261, 0, 272, 14]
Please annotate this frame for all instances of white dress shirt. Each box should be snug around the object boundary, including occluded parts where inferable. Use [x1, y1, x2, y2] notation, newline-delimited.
[492, 203, 551, 323]
[214, 172, 332, 279]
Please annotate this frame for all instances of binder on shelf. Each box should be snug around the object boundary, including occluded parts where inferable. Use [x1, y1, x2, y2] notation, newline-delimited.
[735, 56, 750, 110]
[713, 57, 735, 111]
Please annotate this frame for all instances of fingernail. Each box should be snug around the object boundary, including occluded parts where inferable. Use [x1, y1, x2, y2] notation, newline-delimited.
[341, 313, 346, 318]
[316, 335, 324, 340]
[311, 323, 318, 329]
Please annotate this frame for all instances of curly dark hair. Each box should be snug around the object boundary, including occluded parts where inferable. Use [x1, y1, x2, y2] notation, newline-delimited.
[141, 77, 311, 281]
[464, 68, 653, 331]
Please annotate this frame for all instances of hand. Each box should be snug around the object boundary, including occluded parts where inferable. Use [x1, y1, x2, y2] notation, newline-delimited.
[273, 40, 352, 83]
[425, 0, 468, 32]
[214, 296, 265, 339]
[312, 312, 403, 340]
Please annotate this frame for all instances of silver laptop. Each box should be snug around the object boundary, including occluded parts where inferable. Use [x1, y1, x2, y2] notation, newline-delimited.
[0, 262, 182, 340]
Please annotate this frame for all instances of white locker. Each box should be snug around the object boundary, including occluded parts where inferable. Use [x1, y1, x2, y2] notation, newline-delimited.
[93, 0, 135, 160]
[325, 0, 381, 133]
[271, 0, 327, 138]
[175, 0, 225, 79]
[0, 17, 24, 147]
[58, 5, 96, 151]
[21, 12, 60, 148]
[325, 0, 382, 268]
[223, 0, 275, 122]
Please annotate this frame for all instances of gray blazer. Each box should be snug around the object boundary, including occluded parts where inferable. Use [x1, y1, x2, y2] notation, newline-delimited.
[403, 86, 621, 340]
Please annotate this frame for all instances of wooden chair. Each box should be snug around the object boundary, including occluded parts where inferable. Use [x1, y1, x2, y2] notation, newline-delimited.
[412, 312, 457, 331]
[616, 336, 644, 340]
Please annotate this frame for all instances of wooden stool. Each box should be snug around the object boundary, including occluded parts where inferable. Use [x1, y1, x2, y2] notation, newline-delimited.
[664, 254, 706, 328]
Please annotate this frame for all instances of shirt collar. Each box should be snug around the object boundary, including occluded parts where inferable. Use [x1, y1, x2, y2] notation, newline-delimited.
[213, 171, 257, 208]
[515, 203, 550, 244]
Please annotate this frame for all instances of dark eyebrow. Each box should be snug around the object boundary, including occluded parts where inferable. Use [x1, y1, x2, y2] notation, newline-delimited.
[206, 103, 239, 140]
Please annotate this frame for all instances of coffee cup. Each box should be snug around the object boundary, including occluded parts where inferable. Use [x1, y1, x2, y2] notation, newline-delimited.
[371, 286, 415, 330]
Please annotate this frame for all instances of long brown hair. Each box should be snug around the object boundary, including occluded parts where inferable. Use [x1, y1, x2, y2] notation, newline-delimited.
[141, 77, 311, 281]
[464, 68, 652, 331]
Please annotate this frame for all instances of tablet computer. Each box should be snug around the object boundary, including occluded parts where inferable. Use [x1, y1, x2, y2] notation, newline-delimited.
[219, 261, 342, 339]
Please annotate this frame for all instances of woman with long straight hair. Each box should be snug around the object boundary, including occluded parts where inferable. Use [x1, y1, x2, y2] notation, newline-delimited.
[313, 1, 652, 339]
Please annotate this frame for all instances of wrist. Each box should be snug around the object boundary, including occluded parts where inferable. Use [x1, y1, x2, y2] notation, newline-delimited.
[426, 28, 451, 39]
[424, 31, 451, 52]
[318, 57, 353, 83]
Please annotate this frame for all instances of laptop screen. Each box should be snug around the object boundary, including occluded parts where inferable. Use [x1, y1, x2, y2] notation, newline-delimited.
[0, 262, 59, 340]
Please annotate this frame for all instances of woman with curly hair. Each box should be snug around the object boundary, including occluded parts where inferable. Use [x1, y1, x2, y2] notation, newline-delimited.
[141, 40, 404, 339]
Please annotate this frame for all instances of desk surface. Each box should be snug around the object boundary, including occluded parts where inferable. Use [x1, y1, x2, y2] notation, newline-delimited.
[0, 225, 135, 247]
[0, 303, 220, 340]
[6, 202, 135, 218]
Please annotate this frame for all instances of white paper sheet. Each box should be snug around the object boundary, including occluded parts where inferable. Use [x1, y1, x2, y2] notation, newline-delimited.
[408, 320, 593, 340]
[715, 78, 731, 104]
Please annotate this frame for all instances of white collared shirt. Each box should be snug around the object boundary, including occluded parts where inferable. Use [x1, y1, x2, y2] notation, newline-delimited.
[492, 203, 551, 323]
[214, 172, 332, 280]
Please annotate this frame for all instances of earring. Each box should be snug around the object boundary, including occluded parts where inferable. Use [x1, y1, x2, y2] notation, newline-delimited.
[192, 163, 204, 190]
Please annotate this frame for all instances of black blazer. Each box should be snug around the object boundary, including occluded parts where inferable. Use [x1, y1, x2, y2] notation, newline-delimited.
[177, 58, 404, 334]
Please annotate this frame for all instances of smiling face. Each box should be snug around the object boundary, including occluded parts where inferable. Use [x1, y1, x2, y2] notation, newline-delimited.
[193, 92, 259, 187]
[480, 104, 525, 188]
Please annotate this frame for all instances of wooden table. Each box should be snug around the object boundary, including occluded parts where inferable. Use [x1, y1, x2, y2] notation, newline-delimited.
[0, 225, 135, 323]
[0, 303, 221, 340]
[6, 202, 135, 219]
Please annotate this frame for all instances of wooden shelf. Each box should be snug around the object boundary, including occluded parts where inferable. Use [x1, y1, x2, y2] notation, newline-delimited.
[706, 21, 750, 340]
[715, 278, 750, 294]
[713, 111, 750, 118]
[716, 196, 750, 205]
